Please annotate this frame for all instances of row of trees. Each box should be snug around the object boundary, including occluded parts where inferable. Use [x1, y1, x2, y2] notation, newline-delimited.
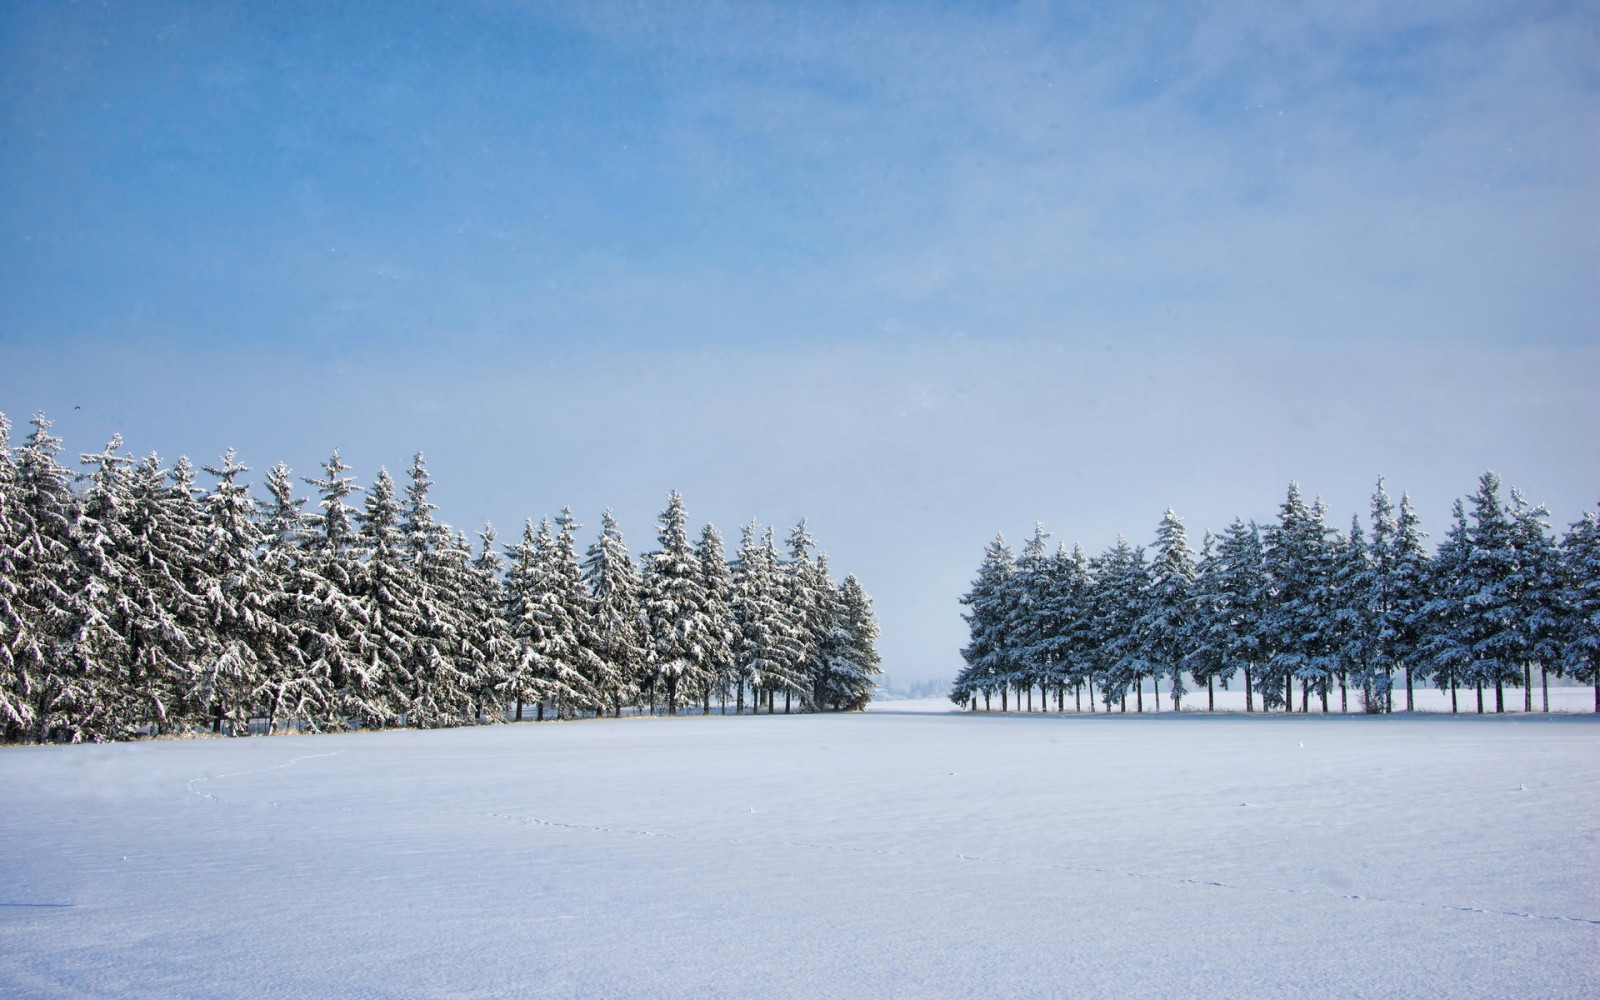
[0, 413, 880, 743]
[954, 474, 1600, 714]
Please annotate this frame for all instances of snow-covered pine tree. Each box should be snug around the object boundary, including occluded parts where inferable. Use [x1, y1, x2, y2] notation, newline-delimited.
[1367, 483, 1430, 711]
[581, 510, 646, 716]
[1508, 490, 1562, 712]
[5, 416, 84, 740]
[1329, 513, 1375, 712]
[547, 508, 604, 718]
[1558, 508, 1600, 712]
[641, 494, 709, 715]
[199, 450, 280, 735]
[1044, 543, 1098, 711]
[819, 573, 880, 711]
[256, 462, 324, 731]
[354, 468, 418, 729]
[1418, 500, 1473, 713]
[953, 534, 1017, 711]
[694, 523, 737, 714]
[399, 454, 477, 727]
[1206, 520, 1270, 711]
[1262, 484, 1339, 713]
[1007, 524, 1053, 711]
[300, 451, 373, 730]
[68, 437, 140, 739]
[0, 414, 24, 739]
[1183, 532, 1226, 711]
[731, 522, 804, 715]
[782, 519, 828, 714]
[1462, 472, 1522, 713]
[465, 525, 514, 721]
[1138, 509, 1195, 711]
[1089, 537, 1151, 711]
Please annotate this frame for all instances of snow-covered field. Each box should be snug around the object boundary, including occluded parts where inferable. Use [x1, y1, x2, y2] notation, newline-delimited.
[2, 709, 1595, 999]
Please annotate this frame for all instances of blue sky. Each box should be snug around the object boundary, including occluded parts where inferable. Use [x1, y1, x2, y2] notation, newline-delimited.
[3, 1, 1596, 682]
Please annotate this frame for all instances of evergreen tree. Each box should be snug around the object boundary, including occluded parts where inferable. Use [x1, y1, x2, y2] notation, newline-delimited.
[1508, 490, 1562, 712]
[953, 534, 1017, 710]
[5, 416, 82, 740]
[1461, 472, 1522, 713]
[1419, 500, 1473, 713]
[1007, 524, 1054, 711]
[1138, 509, 1195, 711]
[1089, 538, 1151, 711]
[731, 522, 805, 714]
[783, 519, 828, 714]
[1558, 508, 1600, 712]
[256, 463, 327, 731]
[1030, 543, 1095, 711]
[399, 455, 477, 727]
[694, 522, 737, 713]
[300, 451, 373, 730]
[504, 518, 600, 720]
[1329, 513, 1374, 712]
[1368, 484, 1430, 711]
[641, 493, 708, 715]
[198, 450, 278, 735]
[464, 525, 514, 721]
[581, 510, 646, 716]
[65, 436, 138, 739]
[355, 468, 417, 728]
[1183, 532, 1226, 711]
[1262, 484, 1339, 712]
[820, 574, 881, 711]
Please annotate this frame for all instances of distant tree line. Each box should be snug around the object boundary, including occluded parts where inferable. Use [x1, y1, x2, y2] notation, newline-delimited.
[0, 413, 880, 743]
[954, 475, 1600, 714]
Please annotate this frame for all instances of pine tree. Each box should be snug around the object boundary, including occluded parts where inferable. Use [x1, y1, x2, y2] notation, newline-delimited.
[641, 493, 708, 715]
[731, 522, 804, 715]
[399, 455, 477, 727]
[465, 525, 514, 721]
[1262, 484, 1339, 712]
[1330, 513, 1374, 712]
[504, 518, 600, 720]
[355, 468, 417, 728]
[1368, 484, 1430, 711]
[1508, 490, 1562, 712]
[1462, 472, 1521, 713]
[1007, 524, 1054, 711]
[6, 416, 82, 740]
[782, 519, 827, 714]
[547, 508, 604, 717]
[300, 451, 373, 730]
[257, 463, 326, 731]
[68, 436, 138, 738]
[1139, 509, 1195, 711]
[0, 413, 26, 739]
[1558, 508, 1600, 712]
[1419, 500, 1473, 713]
[1029, 543, 1095, 711]
[953, 534, 1017, 710]
[820, 574, 881, 711]
[1089, 538, 1151, 711]
[694, 523, 737, 714]
[1184, 532, 1226, 711]
[198, 450, 278, 735]
[581, 510, 646, 716]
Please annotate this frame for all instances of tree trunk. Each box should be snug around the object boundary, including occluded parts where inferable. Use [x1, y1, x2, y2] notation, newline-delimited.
[1208, 677, 1215, 712]
[1475, 681, 1483, 715]
[784, 690, 791, 714]
[1450, 677, 1458, 713]
[1494, 679, 1504, 714]
[1541, 665, 1548, 713]
[1026, 686, 1032, 712]
[1000, 688, 1008, 712]
[1319, 679, 1328, 713]
[1524, 663, 1532, 712]
[1135, 683, 1143, 713]
[1153, 676, 1160, 712]
[1405, 666, 1414, 711]
[515, 697, 523, 722]
[1088, 679, 1096, 712]
[1339, 672, 1347, 713]
[1244, 669, 1253, 713]
[1300, 679, 1310, 714]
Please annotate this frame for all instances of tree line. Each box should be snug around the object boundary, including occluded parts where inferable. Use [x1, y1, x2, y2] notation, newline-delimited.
[0, 413, 880, 743]
[954, 475, 1600, 714]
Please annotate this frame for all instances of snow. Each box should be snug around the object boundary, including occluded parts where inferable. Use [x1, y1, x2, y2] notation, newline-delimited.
[2, 710, 1595, 998]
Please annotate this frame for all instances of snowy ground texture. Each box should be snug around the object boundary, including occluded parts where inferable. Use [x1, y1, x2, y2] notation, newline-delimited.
[3, 708, 1596, 999]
